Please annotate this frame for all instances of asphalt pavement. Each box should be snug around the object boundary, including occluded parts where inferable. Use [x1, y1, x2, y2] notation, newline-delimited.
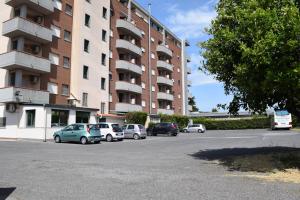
[0, 129, 300, 200]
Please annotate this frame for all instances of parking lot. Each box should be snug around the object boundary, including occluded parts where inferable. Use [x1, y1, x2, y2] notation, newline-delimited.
[1, 129, 300, 200]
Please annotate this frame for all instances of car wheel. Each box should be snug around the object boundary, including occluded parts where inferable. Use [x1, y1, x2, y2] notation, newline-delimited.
[198, 129, 202, 133]
[94, 141, 100, 144]
[80, 137, 88, 145]
[133, 134, 140, 140]
[54, 136, 61, 143]
[118, 138, 123, 141]
[183, 129, 187, 133]
[106, 134, 113, 142]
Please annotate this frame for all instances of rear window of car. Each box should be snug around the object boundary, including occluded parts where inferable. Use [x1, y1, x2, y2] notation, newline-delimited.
[112, 124, 123, 132]
[138, 125, 144, 130]
[88, 124, 99, 130]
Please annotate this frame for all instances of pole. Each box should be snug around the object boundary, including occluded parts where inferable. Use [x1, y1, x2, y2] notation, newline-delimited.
[148, 3, 152, 115]
[43, 104, 47, 142]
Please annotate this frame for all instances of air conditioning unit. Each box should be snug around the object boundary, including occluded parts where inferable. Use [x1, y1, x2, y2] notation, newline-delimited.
[30, 75, 39, 84]
[6, 103, 17, 113]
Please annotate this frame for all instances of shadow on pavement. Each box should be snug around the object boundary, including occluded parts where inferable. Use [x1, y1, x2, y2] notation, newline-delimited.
[190, 147, 300, 172]
[0, 187, 16, 200]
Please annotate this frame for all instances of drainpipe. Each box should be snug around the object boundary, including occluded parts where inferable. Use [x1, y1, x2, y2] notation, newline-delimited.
[148, 3, 152, 115]
[128, 0, 132, 22]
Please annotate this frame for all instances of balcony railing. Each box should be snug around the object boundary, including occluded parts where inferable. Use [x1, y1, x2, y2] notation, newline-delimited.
[115, 81, 142, 94]
[0, 87, 49, 104]
[157, 92, 174, 101]
[157, 45, 172, 57]
[157, 76, 173, 87]
[0, 51, 51, 73]
[116, 60, 142, 75]
[5, 0, 54, 14]
[115, 103, 142, 113]
[116, 19, 142, 38]
[157, 109, 174, 115]
[157, 60, 173, 72]
[2, 17, 53, 43]
[116, 39, 142, 56]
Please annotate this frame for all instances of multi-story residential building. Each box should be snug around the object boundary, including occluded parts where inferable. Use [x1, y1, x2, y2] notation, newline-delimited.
[0, 0, 191, 140]
[109, 0, 190, 116]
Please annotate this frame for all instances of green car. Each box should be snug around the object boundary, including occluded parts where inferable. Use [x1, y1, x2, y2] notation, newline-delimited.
[53, 123, 102, 145]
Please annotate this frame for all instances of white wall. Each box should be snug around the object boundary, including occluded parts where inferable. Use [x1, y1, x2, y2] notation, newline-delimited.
[71, 0, 110, 112]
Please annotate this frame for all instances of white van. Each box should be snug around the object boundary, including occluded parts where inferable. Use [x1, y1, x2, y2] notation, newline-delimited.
[271, 110, 292, 130]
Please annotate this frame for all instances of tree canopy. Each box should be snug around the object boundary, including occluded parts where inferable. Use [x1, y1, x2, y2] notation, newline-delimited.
[200, 0, 300, 118]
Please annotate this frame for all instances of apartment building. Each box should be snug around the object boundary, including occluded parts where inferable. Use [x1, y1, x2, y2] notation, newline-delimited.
[109, 0, 190, 116]
[0, 0, 191, 139]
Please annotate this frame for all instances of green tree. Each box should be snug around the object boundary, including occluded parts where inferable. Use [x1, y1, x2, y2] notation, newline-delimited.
[212, 108, 218, 112]
[189, 96, 199, 112]
[200, 0, 300, 118]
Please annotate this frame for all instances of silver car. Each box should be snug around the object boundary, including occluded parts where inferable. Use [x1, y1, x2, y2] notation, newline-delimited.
[183, 124, 206, 133]
[122, 124, 147, 140]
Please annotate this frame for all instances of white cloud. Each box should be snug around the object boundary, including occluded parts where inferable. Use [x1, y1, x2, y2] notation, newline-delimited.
[166, 1, 217, 39]
[188, 53, 219, 86]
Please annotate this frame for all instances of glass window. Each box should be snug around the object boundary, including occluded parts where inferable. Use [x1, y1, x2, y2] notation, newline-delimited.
[99, 124, 109, 128]
[102, 7, 107, 19]
[64, 30, 71, 42]
[65, 4, 73, 16]
[101, 78, 106, 90]
[128, 125, 134, 130]
[0, 117, 6, 127]
[83, 65, 89, 79]
[26, 110, 35, 127]
[102, 30, 107, 42]
[85, 14, 90, 27]
[63, 56, 70, 68]
[84, 39, 89, 52]
[101, 53, 106, 65]
[76, 111, 90, 123]
[51, 110, 69, 127]
[82, 93, 88, 107]
[61, 84, 69, 96]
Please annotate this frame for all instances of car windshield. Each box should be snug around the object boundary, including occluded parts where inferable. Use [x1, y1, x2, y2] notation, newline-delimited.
[138, 125, 145, 130]
[275, 110, 289, 116]
[112, 124, 123, 132]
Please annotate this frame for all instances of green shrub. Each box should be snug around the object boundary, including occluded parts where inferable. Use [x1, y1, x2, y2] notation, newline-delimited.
[192, 117, 270, 130]
[160, 114, 189, 130]
[292, 115, 300, 128]
[147, 122, 157, 129]
[125, 112, 148, 125]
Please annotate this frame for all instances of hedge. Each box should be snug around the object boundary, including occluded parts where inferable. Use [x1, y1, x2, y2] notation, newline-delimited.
[125, 112, 148, 125]
[160, 114, 189, 130]
[192, 117, 270, 130]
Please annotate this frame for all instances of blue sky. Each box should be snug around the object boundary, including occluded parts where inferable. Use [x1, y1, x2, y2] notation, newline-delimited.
[135, 0, 233, 112]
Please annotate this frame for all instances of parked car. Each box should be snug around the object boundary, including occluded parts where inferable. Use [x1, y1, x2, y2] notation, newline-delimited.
[122, 124, 147, 140]
[53, 124, 102, 145]
[98, 123, 124, 142]
[183, 124, 206, 133]
[148, 123, 179, 136]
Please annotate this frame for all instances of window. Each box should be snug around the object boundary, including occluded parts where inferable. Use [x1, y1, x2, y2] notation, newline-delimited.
[82, 93, 88, 107]
[49, 53, 59, 65]
[61, 84, 69, 96]
[51, 25, 61, 38]
[63, 56, 70, 68]
[109, 50, 113, 58]
[141, 65, 145, 72]
[109, 74, 112, 81]
[53, 0, 62, 10]
[85, 14, 90, 27]
[0, 117, 6, 127]
[152, 85, 155, 92]
[142, 100, 146, 107]
[76, 111, 90, 123]
[151, 69, 155, 75]
[47, 82, 58, 94]
[101, 78, 106, 90]
[142, 82, 145, 89]
[86, 0, 91, 3]
[65, 4, 73, 16]
[26, 110, 35, 127]
[102, 29, 107, 42]
[101, 53, 106, 65]
[84, 39, 89, 52]
[64, 30, 71, 42]
[100, 102, 105, 114]
[128, 125, 134, 130]
[102, 7, 107, 19]
[12, 40, 18, 50]
[99, 124, 109, 129]
[152, 102, 156, 109]
[109, 93, 112, 102]
[51, 110, 69, 127]
[151, 52, 155, 59]
[83, 65, 89, 79]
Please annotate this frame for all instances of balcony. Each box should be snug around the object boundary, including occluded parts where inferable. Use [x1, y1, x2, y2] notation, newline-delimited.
[157, 76, 173, 87]
[115, 81, 142, 94]
[157, 109, 174, 115]
[187, 80, 192, 87]
[187, 67, 192, 74]
[0, 51, 50, 73]
[157, 45, 172, 57]
[157, 60, 173, 72]
[5, 0, 54, 14]
[116, 19, 142, 38]
[115, 103, 142, 113]
[0, 87, 49, 104]
[2, 17, 53, 43]
[116, 39, 142, 56]
[116, 60, 142, 75]
[157, 92, 174, 101]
